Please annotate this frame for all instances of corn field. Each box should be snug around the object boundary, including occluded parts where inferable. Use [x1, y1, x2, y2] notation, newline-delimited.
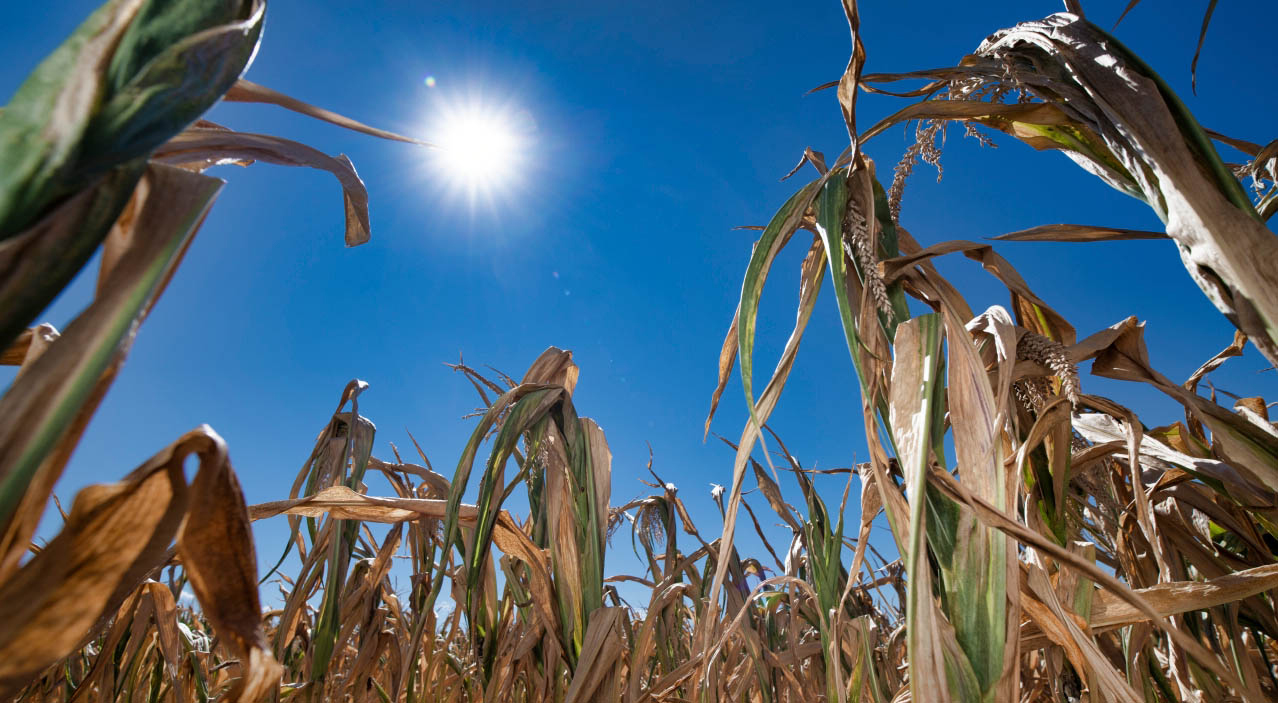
[2, 0, 1278, 701]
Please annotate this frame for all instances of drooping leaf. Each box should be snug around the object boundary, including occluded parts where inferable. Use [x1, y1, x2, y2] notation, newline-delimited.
[0, 164, 222, 570]
[0, 0, 263, 348]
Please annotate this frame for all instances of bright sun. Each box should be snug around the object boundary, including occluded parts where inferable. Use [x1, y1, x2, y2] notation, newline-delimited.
[429, 96, 530, 200]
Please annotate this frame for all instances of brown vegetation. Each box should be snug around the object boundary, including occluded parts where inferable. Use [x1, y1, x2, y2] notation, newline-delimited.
[3, 1, 1278, 701]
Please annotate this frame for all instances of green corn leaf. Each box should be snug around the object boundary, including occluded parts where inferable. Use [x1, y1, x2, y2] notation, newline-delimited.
[0, 0, 264, 351]
[812, 170, 870, 392]
[738, 179, 823, 424]
[464, 387, 559, 665]
[0, 0, 262, 237]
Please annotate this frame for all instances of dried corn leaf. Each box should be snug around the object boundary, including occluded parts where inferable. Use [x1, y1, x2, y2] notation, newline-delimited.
[154, 126, 372, 246]
[991, 223, 1168, 242]
[890, 315, 971, 702]
[0, 164, 222, 578]
[224, 79, 433, 147]
[0, 427, 279, 701]
[974, 15, 1278, 365]
[563, 607, 624, 703]
[0, 446, 186, 696]
[0, 325, 59, 368]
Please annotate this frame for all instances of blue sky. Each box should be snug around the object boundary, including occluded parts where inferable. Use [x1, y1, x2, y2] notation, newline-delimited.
[3, 0, 1277, 602]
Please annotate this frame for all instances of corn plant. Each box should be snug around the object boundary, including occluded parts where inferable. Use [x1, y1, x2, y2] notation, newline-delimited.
[7, 1, 1278, 702]
[0, 0, 423, 699]
[705, 3, 1278, 702]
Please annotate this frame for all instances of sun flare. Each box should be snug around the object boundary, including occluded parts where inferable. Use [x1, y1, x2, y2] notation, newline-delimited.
[428, 96, 531, 200]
